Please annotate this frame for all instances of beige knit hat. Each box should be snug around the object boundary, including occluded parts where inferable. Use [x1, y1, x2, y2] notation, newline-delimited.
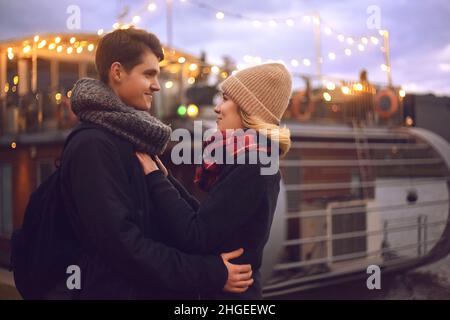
[219, 63, 292, 124]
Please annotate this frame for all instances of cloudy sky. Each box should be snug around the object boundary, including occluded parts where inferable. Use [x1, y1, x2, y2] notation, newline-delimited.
[1, 0, 449, 95]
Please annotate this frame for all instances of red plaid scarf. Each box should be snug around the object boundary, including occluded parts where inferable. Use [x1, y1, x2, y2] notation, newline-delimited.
[194, 130, 270, 191]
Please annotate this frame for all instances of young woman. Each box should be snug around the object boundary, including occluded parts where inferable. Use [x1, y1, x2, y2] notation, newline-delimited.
[136, 63, 292, 299]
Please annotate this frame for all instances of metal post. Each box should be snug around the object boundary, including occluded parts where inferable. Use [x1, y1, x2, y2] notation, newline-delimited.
[0, 49, 6, 135]
[417, 215, 422, 256]
[32, 42, 37, 93]
[313, 12, 322, 78]
[383, 30, 392, 87]
[423, 215, 428, 254]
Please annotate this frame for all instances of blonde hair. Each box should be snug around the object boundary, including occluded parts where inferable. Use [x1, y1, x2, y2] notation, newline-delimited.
[238, 108, 291, 158]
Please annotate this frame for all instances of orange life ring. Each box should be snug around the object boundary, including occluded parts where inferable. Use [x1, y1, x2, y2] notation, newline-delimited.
[291, 91, 315, 122]
[375, 89, 399, 118]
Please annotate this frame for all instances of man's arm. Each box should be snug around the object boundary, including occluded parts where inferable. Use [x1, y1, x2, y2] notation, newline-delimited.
[145, 164, 269, 254]
[65, 132, 251, 294]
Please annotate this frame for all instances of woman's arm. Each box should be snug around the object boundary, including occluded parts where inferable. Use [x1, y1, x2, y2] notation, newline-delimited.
[167, 173, 200, 211]
[142, 155, 200, 210]
[145, 163, 270, 254]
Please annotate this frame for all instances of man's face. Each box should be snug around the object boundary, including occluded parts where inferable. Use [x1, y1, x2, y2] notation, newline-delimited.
[110, 50, 161, 111]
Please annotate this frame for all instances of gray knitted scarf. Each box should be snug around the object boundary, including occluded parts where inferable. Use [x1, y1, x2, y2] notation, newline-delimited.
[70, 78, 171, 155]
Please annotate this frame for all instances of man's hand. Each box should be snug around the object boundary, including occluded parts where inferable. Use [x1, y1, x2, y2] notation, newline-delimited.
[136, 152, 159, 175]
[221, 248, 253, 293]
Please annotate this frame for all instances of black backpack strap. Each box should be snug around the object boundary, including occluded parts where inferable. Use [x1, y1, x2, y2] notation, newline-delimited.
[55, 122, 99, 169]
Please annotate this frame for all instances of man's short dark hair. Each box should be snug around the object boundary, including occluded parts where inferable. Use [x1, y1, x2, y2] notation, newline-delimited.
[95, 28, 164, 83]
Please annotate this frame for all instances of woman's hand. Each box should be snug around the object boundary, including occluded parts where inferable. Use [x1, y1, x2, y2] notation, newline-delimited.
[136, 152, 159, 175]
[154, 155, 168, 177]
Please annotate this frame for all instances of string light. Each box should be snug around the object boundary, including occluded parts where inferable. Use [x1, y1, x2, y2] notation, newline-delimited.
[268, 20, 277, 27]
[12, 1, 384, 86]
[105, 0, 385, 75]
[341, 86, 350, 95]
[187, 77, 195, 84]
[380, 64, 389, 72]
[187, 104, 199, 117]
[216, 11, 224, 20]
[353, 83, 363, 91]
[188, 63, 198, 71]
[177, 105, 187, 117]
[165, 81, 174, 89]
[405, 116, 413, 126]
[147, 3, 157, 12]
[286, 19, 295, 27]
[323, 92, 332, 101]
[252, 20, 262, 28]
[211, 66, 220, 74]
[132, 16, 141, 24]
[326, 82, 336, 90]
[37, 40, 47, 49]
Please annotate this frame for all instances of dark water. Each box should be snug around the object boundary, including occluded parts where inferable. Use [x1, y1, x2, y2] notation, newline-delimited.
[276, 254, 450, 300]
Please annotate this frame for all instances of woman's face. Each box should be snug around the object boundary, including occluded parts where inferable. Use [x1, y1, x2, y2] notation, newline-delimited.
[214, 93, 243, 131]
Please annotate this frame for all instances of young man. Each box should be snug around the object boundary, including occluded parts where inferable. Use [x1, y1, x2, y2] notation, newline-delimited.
[53, 28, 253, 299]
